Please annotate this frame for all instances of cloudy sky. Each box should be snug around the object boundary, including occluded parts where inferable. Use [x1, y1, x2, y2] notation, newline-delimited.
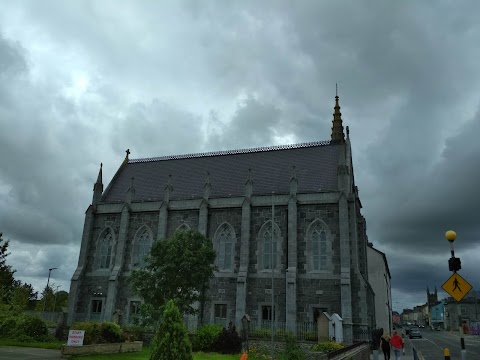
[1, 0, 479, 313]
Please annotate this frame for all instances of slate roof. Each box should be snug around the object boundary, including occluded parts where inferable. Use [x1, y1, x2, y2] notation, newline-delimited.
[101, 141, 341, 203]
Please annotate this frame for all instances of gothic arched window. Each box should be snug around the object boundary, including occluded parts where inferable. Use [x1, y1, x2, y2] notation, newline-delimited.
[263, 227, 278, 270]
[312, 227, 327, 271]
[305, 219, 332, 273]
[133, 227, 152, 268]
[257, 221, 282, 272]
[214, 223, 236, 271]
[99, 230, 113, 269]
[176, 223, 191, 232]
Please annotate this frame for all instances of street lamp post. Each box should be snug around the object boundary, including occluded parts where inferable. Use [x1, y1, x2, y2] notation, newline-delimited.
[445, 230, 466, 360]
[42, 267, 57, 313]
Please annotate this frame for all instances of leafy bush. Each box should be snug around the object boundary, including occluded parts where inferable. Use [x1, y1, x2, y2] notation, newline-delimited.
[14, 315, 48, 340]
[192, 324, 222, 351]
[0, 316, 17, 338]
[13, 334, 35, 343]
[311, 340, 345, 353]
[100, 322, 122, 343]
[214, 326, 242, 354]
[281, 334, 305, 360]
[70, 321, 101, 345]
[69, 321, 123, 344]
[149, 300, 192, 360]
[122, 324, 146, 342]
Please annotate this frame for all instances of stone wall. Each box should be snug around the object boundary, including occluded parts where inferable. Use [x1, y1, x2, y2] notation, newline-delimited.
[167, 210, 199, 236]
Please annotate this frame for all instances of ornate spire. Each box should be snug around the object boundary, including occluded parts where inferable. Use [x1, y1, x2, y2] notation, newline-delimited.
[331, 85, 345, 143]
[96, 163, 103, 184]
[92, 163, 104, 205]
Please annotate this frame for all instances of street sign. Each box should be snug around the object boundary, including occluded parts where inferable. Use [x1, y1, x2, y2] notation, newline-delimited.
[441, 272, 472, 302]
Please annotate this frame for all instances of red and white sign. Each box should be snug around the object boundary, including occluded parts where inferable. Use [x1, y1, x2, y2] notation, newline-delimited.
[67, 330, 85, 346]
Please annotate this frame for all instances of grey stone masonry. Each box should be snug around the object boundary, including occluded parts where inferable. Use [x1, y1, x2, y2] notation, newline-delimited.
[286, 170, 298, 332]
[339, 193, 353, 342]
[167, 210, 199, 237]
[104, 204, 130, 321]
[67, 205, 95, 325]
[235, 197, 251, 324]
[156, 202, 168, 240]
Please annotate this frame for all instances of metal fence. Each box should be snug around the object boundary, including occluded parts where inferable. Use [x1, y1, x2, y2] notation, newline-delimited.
[183, 318, 319, 342]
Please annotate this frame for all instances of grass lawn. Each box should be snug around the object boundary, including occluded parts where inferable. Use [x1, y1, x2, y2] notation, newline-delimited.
[67, 348, 256, 360]
[0, 338, 64, 349]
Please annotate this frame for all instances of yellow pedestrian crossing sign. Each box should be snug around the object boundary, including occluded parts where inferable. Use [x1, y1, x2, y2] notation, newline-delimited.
[441, 273, 472, 302]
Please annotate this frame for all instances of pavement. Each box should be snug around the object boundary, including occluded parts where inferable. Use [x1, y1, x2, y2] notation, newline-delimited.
[0, 346, 62, 360]
[370, 337, 416, 360]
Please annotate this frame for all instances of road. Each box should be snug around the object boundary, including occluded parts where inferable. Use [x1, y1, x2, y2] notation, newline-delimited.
[407, 328, 480, 360]
[0, 346, 62, 360]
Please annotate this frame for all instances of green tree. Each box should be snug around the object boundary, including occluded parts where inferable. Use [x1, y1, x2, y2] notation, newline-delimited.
[130, 230, 216, 323]
[10, 283, 37, 310]
[149, 299, 192, 360]
[0, 232, 16, 303]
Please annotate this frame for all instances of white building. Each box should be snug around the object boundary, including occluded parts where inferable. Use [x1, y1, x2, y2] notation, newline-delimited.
[367, 244, 392, 332]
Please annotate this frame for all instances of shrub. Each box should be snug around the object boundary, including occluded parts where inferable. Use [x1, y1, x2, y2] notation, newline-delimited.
[15, 315, 48, 340]
[100, 322, 123, 343]
[122, 324, 146, 342]
[311, 340, 345, 353]
[281, 334, 305, 360]
[0, 316, 17, 338]
[149, 300, 192, 360]
[192, 324, 222, 351]
[14, 334, 35, 343]
[214, 326, 242, 354]
[70, 321, 101, 345]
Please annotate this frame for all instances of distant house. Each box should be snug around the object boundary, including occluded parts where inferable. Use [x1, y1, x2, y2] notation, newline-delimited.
[367, 244, 392, 332]
[392, 311, 400, 326]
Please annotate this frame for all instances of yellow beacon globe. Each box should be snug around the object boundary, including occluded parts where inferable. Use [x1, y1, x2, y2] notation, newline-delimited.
[445, 230, 457, 242]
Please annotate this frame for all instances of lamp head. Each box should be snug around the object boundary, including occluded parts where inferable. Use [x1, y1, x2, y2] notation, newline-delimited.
[445, 230, 457, 242]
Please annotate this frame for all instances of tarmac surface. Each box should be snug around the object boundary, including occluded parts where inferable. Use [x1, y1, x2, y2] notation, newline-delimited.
[0, 346, 62, 360]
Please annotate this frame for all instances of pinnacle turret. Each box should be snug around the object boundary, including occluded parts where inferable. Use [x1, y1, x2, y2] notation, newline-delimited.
[92, 163, 103, 205]
[331, 85, 345, 143]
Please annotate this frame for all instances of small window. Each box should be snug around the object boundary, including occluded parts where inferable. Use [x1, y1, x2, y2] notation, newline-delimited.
[461, 307, 467, 315]
[91, 300, 103, 313]
[90, 299, 103, 322]
[214, 304, 227, 319]
[262, 305, 275, 321]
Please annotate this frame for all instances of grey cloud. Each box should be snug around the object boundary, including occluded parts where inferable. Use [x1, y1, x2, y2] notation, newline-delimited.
[1, 1, 480, 309]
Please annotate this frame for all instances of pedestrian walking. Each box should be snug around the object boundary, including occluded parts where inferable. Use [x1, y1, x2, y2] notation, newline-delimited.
[380, 330, 391, 360]
[390, 331, 404, 360]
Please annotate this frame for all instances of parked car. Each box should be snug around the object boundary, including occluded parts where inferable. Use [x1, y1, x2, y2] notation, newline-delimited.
[409, 327, 422, 339]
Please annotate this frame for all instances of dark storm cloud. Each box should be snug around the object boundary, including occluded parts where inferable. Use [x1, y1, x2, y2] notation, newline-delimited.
[0, 1, 479, 307]
[207, 96, 283, 150]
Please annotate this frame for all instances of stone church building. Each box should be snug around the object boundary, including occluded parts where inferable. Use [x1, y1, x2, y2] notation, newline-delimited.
[67, 95, 376, 342]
